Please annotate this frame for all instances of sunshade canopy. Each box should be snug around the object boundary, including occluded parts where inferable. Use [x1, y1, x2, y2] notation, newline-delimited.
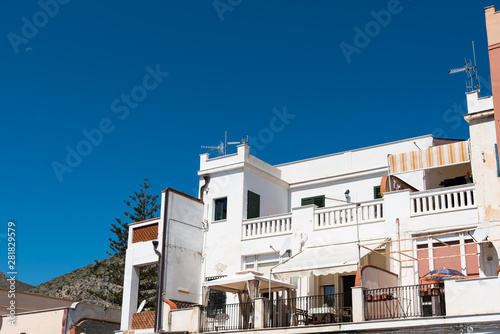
[421, 268, 466, 283]
[272, 240, 387, 280]
[202, 271, 296, 294]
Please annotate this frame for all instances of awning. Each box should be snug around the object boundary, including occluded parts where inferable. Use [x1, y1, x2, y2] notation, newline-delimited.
[202, 272, 296, 294]
[272, 240, 388, 280]
[388, 141, 469, 174]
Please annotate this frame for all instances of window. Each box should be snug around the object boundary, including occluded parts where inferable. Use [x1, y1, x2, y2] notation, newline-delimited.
[416, 232, 479, 279]
[301, 195, 325, 207]
[214, 197, 227, 221]
[373, 186, 382, 199]
[323, 285, 335, 306]
[247, 191, 260, 219]
[206, 276, 226, 317]
[244, 253, 284, 277]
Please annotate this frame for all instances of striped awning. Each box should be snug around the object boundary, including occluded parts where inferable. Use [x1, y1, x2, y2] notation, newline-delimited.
[389, 141, 470, 174]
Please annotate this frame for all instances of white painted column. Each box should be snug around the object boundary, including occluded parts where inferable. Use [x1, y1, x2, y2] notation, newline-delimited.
[351, 286, 365, 322]
[120, 249, 140, 331]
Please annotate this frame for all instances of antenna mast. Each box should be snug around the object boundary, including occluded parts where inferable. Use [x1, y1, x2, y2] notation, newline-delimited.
[201, 132, 249, 156]
[447, 41, 480, 92]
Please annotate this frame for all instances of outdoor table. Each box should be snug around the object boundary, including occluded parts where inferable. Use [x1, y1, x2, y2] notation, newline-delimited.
[308, 306, 336, 324]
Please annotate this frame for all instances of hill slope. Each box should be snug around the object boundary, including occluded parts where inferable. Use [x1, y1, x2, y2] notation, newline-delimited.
[28, 256, 124, 308]
[0, 272, 34, 292]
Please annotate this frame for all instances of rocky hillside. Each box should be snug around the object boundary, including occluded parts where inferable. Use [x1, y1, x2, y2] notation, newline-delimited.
[0, 272, 34, 292]
[28, 256, 124, 308]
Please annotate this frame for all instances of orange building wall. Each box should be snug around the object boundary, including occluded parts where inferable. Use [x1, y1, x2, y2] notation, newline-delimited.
[486, 6, 500, 149]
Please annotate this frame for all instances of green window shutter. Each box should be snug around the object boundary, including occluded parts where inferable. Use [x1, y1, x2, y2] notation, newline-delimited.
[301, 197, 314, 206]
[301, 195, 325, 208]
[373, 186, 381, 199]
[247, 191, 260, 219]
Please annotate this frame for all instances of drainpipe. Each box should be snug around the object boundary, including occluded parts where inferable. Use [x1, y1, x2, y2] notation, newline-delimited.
[155, 189, 171, 333]
[396, 218, 402, 287]
[199, 176, 210, 201]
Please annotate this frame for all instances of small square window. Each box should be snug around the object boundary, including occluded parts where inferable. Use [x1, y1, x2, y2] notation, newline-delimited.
[214, 197, 227, 221]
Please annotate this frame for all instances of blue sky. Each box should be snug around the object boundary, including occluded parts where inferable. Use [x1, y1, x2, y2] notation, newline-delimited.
[0, 1, 495, 286]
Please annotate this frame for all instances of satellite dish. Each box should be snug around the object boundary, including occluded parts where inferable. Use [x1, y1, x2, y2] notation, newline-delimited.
[279, 237, 291, 257]
[471, 221, 490, 242]
[137, 300, 147, 313]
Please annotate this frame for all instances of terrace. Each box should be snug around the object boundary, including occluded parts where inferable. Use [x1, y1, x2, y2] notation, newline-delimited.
[151, 275, 500, 333]
[240, 183, 477, 241]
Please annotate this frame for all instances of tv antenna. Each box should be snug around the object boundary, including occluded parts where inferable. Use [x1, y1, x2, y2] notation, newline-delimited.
[201, 131, 248, 156]
[448, 41, 480, 92]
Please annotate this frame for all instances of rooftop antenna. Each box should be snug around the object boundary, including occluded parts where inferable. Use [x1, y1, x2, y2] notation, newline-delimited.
[448, 41, 480, 92]
[201, 131, 249, 156]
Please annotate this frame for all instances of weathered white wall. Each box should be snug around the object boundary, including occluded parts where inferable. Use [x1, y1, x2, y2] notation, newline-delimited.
[169, 307, 201, 332]
[289, 172, 386, 209]
[445, 276, 500, 316]
[361, 266, 398, 289]
[200, 145, 289, 285]
[243, 168, 288, 217]
[0, 309, 65, 334]
[276, 135, 434, 186]
[163, 190, 204, 304]
[465, 92, 500, 278]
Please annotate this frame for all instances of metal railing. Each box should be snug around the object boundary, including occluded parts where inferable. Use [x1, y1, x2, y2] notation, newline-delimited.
[242, 213, 292, 240]
[410, 184, 476, 216]
[315, 200, 384, 230]
[265, 293, 352, 328]
[199, 302, 254, 332]
[364, 284, 445, 320]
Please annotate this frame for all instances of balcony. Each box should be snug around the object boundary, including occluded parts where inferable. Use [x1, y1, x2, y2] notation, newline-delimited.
[155, 275, 500, 333]
[241, 184, 477, 241]
[242, 213, 292, 240]
[410, 184, 476, 216]
[314, 199, 383, 230]
[364, 284, 444, 320]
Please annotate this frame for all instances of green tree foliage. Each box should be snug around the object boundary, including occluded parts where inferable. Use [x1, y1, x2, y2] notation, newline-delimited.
[91, 179, 160, 308]
[108, 179, 160, 256]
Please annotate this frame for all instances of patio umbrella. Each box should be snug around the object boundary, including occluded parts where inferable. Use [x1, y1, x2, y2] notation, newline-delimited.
[421, 268, 466, 283]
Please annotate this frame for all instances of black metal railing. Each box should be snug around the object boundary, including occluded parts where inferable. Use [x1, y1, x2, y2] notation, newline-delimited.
[199, 301, 254, 332]
[265, 293, 352, 328]
[364, 284, 445, 320]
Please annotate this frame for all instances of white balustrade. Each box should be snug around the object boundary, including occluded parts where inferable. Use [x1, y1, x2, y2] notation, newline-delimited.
[314, 200, 384, 230]
[410, 184, 476, 216]
[242, 214, 292, 240]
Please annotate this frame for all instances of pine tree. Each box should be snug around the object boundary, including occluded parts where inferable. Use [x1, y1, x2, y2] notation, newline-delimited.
[91, 179, 161, 308]
[108, 179, 160, 256]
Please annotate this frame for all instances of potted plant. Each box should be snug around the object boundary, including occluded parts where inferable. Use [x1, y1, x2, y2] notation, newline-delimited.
[465, 172, 473, 183]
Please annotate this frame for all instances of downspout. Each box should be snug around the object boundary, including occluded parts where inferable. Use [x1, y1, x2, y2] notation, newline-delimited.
[199, 176, 210, 288]
[199, 176, 210, 201]
[155, 189, 171, 333]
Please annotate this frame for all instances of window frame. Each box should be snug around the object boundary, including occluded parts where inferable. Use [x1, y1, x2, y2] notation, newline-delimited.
[214, 197, 228, 221]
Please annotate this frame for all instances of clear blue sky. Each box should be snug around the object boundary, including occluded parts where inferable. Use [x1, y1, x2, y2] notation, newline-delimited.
[0, 1, 495, 286]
